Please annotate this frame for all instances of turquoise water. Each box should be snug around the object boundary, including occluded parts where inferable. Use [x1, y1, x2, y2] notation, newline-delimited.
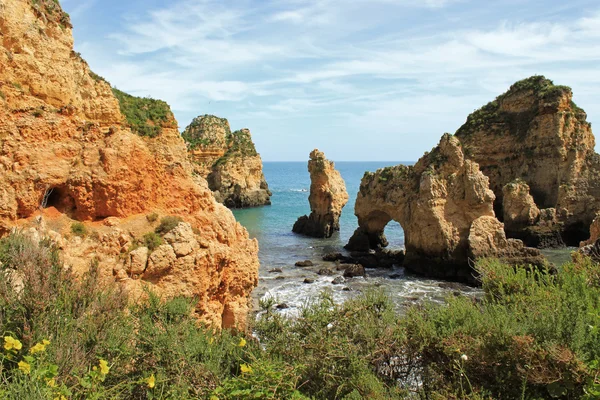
[234, 161, 406, 267]
[233, 161, 481, 313]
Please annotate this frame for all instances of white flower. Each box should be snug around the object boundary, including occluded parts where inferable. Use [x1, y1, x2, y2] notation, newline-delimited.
[461, 354, 468, 361]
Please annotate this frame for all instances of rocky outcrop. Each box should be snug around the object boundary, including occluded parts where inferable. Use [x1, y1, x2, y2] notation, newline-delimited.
[183, 115, 271, 208]
[455, 76, 600, 246]
[501, 180, 564, 247]
[293, 149, 349, 238]
[347, 134, 543, 282]
[0, 0, 258, 329]
[581, 214, 600, 246]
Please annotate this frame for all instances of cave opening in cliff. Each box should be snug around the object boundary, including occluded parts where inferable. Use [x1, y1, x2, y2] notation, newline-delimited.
[43, 186, 77, 215]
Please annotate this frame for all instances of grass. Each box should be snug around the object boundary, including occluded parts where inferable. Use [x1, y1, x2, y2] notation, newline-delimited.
[154, 216, 183, 235]
[143, 232, 163, 251]
[0, 232, 599, 399]
[70, 222, 87, 237]
[111, 88, 175, 138]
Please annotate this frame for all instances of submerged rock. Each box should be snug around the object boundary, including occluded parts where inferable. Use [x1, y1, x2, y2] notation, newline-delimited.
[293, 149, 349, 238]
[342, 264, 366, 278]
[295, 260, 314, 267]
[183, 116, 271, 208]
[455, 76, 600, 246]
[331, 276, 345, 285]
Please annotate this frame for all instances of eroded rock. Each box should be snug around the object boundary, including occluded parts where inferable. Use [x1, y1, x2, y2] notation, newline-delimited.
[0, 2, 259, 329]
[183, 116, 271, 208]
[347, 134, 542, 282]
[455, 76, 600, 246]
[293, 149, 349, 238]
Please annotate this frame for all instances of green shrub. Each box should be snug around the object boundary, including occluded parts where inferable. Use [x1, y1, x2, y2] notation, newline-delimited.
[112, 88, 174, 138]
[70, 221, 87, 237]
[154, 216, 183, 235]
[143, 232, 163, 251]
[1, 230, 599, 399]
[146, 212, 159, 223]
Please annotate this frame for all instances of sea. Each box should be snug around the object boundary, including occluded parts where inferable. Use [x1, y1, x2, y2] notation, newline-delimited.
[233, 161, 481, 315]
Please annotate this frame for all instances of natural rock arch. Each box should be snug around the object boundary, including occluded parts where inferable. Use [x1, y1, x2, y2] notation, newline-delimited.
[346, 134, 543, 282]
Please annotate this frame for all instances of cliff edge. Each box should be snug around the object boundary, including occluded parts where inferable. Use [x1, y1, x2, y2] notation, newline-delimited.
[0, 0, 259, 328]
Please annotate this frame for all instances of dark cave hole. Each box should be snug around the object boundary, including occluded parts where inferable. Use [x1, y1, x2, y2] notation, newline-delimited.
[44, 187, 77, 214]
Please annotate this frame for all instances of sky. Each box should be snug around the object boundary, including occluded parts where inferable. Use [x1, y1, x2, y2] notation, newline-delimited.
[61, 0, 600, 161]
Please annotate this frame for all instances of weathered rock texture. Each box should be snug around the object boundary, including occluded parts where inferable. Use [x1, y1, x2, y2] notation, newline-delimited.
[293, 149, 349, 238]
[455, 76, 600, 246]
[347, 134, 543, 282]
[183, 115, 271, 208]
[0, 0, 258, 329]
[581, 214, 600, 246]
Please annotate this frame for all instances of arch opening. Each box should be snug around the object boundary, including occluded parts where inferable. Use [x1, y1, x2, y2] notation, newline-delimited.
[383, 220, 405, 251]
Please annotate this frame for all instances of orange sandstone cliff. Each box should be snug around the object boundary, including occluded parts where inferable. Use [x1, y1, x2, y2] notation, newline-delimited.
[0, 0, 259, 328]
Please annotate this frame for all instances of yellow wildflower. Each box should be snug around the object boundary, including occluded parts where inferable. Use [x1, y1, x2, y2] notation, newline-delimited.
[29, 342, 47, 354]
[210, 396, 219, 400]
[4, 336, 22, 351]
[18, 360, 31, 374]
[46, 378, 57, 387]
[53, 396, 67, 400]
[208, 337, 215, 344]
[42, 339, 51, 346]
[98, 359, 110, 375]
[238, 338, 246, 347]
[146, 374, 155, 388]
[240, 363, 253, 374]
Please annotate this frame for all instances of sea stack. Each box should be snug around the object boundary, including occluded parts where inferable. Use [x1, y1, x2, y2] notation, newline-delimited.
[346, 134, 544, 282]
[455, 76, 600, 246]
[183, 115, 271, 208]
[0, 0, 259, 329]
[293, 149, 349, 238]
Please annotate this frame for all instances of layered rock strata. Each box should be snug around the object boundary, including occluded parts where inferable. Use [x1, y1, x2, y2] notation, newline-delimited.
[293, 149, 349, 238]
[183, 115, 271, 208]
[455, 76, 600, 245]
[0, 0, 259, 328]
[346, 134, 543, 282]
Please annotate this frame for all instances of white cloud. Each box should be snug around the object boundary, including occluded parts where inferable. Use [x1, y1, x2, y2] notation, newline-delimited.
[66, 0, 600, 160]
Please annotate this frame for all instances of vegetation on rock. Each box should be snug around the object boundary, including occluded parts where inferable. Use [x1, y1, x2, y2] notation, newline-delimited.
[1, 232, 598, 399]
[30, 0, 72, 29]
[111, 88, 175, 138]
[456, 75, 586, 138]
[154, 216, 184, 235]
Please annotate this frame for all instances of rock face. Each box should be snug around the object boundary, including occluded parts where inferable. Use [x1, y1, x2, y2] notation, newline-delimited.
[455, 76, 600, 245]
[581, 214, 600, 246]
[0, 0, 259, 329]
[182, 115, 271, 208]
[293, 149, 349, 238]
[347, 134, 543, 282]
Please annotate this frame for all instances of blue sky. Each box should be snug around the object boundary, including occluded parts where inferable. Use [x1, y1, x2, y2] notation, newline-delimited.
[62, 0, 600, 161]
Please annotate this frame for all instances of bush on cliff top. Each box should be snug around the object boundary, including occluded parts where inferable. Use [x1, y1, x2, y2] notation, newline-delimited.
[455, 75, 586, 138]
[0, 232, 599, 399]
[112, 88, 174, 138]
